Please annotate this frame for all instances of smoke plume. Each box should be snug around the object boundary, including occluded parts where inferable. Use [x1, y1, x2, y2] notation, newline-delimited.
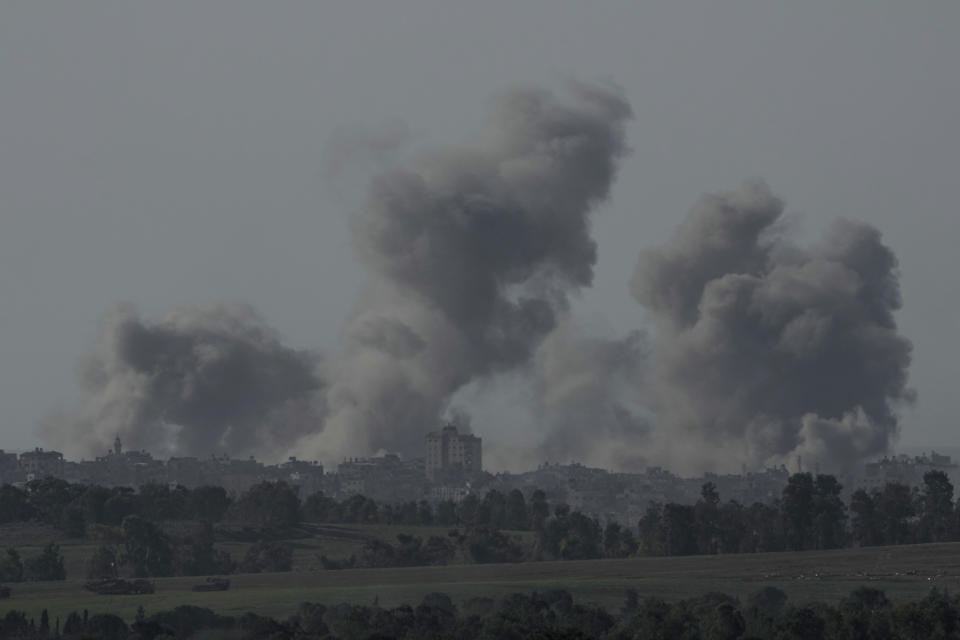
[42, 83, 914, 475]
[532, 320, 650, 469]
[41, 303, 322, 459]
[292, 81, 632, 460]
[632, 181, 913, 472]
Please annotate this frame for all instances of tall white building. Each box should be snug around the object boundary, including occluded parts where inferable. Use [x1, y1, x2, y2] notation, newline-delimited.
[425, 424, 482, 480]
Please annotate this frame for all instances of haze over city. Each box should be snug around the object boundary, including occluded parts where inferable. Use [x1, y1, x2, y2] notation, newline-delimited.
[1, 3, 957, 475]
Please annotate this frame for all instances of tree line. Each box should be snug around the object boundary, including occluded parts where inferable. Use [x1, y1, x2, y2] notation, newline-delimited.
[2, 585, 959, 639]
[0, 479, 544, 534]
[637, 470, 960, 557]
[83, 517, 291, 580]
[2, 470, 960, 573]
[0, 543, 64, 583]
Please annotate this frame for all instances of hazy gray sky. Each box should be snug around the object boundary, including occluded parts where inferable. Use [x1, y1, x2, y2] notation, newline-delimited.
[1, 2, 957, 457]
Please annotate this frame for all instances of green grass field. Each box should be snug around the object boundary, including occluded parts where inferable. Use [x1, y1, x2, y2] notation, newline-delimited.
[3, 530, 960, 624]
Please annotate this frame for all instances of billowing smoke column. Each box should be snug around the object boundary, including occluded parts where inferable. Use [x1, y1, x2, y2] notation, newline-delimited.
[292, 81, 633, 460]
[41, 303, 322, 459]
[632, 182, 913, 472]
[42, 84, 914, 474]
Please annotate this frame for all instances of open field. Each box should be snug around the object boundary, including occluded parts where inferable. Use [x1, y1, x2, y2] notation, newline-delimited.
[3, 539, 960, 623]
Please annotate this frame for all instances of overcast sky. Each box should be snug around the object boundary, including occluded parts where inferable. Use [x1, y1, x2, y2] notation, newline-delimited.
[1, 2, 957, 457]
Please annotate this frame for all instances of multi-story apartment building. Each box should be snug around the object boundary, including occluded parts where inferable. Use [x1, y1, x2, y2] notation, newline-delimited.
[19, 448, 65, 481]
[424, 424, 481, 480]
[0, 450, 19, 483]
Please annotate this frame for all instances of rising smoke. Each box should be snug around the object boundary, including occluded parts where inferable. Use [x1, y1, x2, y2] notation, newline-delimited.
[43, 85, 913, 474]
[41, 303, 323, 459]
[291, 80, 633, 460]
[45, 81, 633, 463]
[632, 181, 914, 472]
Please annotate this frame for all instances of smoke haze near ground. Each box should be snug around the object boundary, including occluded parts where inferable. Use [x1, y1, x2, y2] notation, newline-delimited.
[531, 320, 650, 470]
[41, 303, 323, 459]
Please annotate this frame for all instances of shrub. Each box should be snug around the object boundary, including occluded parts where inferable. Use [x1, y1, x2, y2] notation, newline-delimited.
[240, 540, 293, 573]
[24, 542, 66, 581]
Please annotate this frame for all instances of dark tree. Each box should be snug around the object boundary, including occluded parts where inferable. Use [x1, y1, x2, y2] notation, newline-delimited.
[504, 489, 528, 530]
[232, 481, 301, 530]
[458, 527, 525, 564]
[87, 545, 118, 580]
[717, 500, 746, 553]
[302, 491, 339, 522]
[338, 494, 378, 524]
[62, 612, 83, 635]
[706, 602, 745, 640]
[417, 500, 434, 526]
[120, 515, 174, 577]
[174, 522, 234, 576]
[538, 507, 603, 560]
[745, 502, 785, 553]
[813, 474, 847, 549]
[638, 503, 665, 556]
[695, 482, 721, 554]
[747, 586, 788, 618]
[397, 501, 419, 525]
[850, 489, 880, 547]
[782, 473, 816, 551]
[241, 540, 293, 573]
[618, 596, 696, 639]
[24, 543, 66, 581]
[84, 613, 129, 640]
[603, 521, 637, 558]
[75, 485, 110, 525]
[662, 503, 697, 556]
[528, 490, 550, 531]
[919, 471, 955, 543]
[0, 548, 23, 582]
[394, 533, 455, 566]
[479, 490, 507, 529]
[413, 592, 458, 639]
[435, 500, 458, 526]
[0, 485, 32, 524]
[187, 485, 232, 522]
[1, 610, 31, 637]
[875, 483, 916, 546]
[890, 588, 959, 640]
[25, 477, 81, 529]
[60, 505, 86, 538]
[290, 602, 329, 637]
[102, 487, 138, 525]
[838, 586, 893, 640]
[457, 494, 480, 527]
[777, 606, 825, 640]
[148, 605, 235, 638]
[138, 484, 190, 521]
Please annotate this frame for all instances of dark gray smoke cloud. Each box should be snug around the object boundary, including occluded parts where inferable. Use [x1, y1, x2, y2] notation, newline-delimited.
[294, 81, 632, 460]
[632, 181, 913, 472]
[42, 303, 323, 459]
[42, 85, 913, 475]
